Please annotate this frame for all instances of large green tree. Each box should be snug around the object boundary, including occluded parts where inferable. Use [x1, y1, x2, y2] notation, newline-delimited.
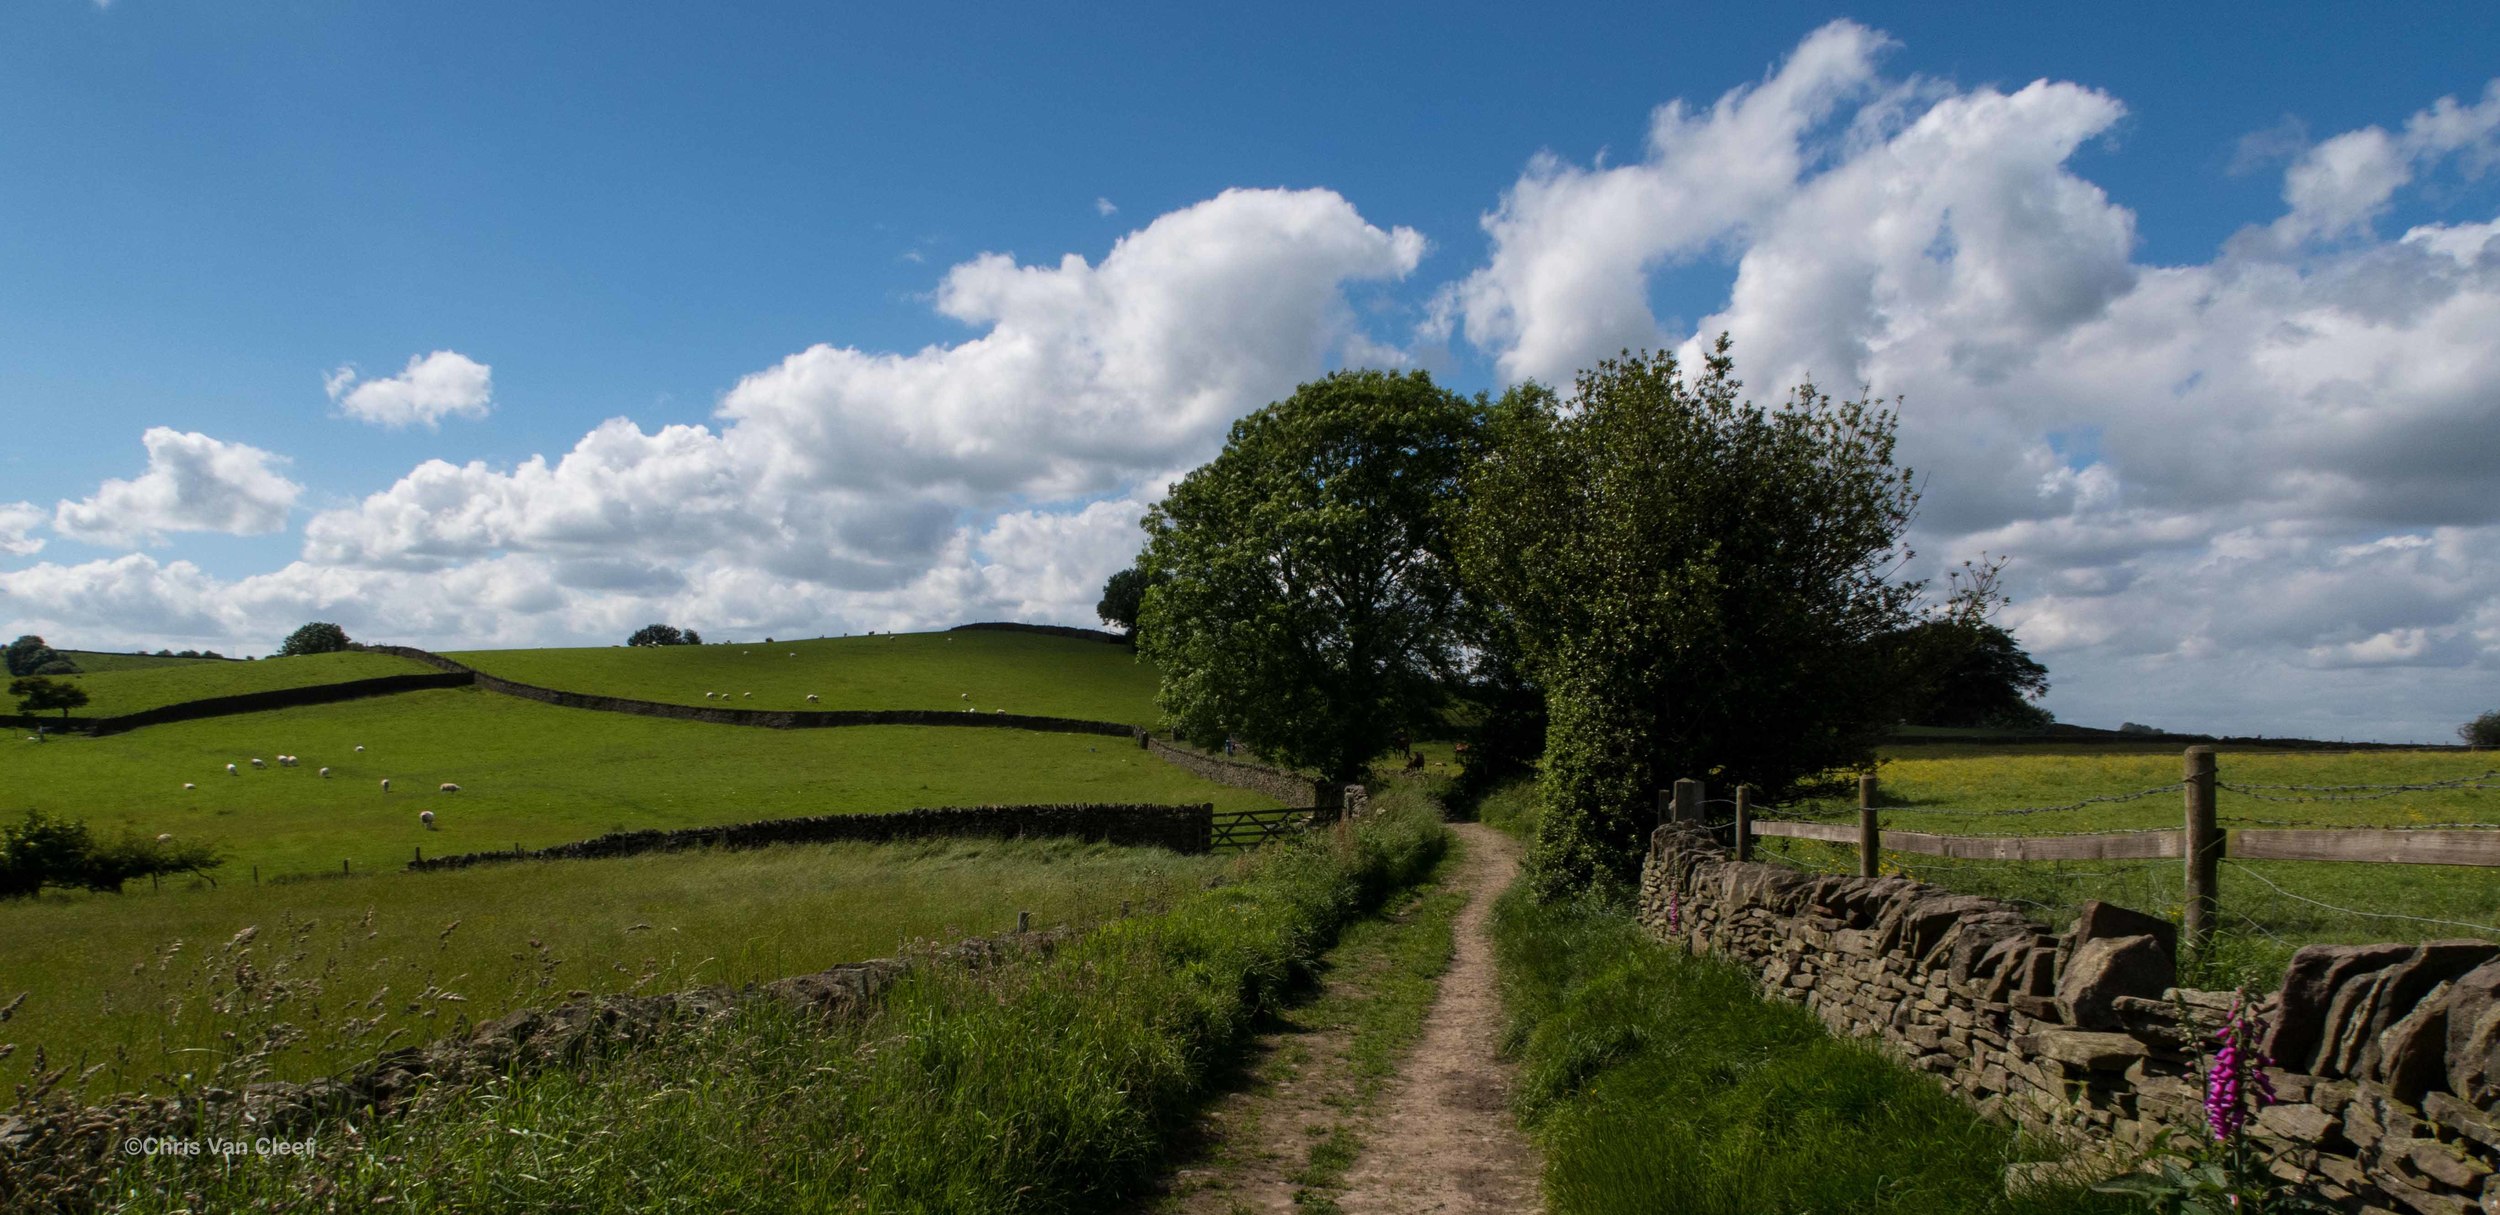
[1137, 369, 1481, 785]
[1458, 338, 1921, 897]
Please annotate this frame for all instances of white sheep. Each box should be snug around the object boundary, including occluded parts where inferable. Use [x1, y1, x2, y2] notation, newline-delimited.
[380, 778, 391, 792]
[319, 767, 331, 778]
[439, 782, 460, 793]
[742, 692, 752, 699]
[183, 782, 196, 790]
[226, 763, 239, 775]
[704, 692, 716, 699]
[961, 693, 969, 700]
[354, 745, 365, 753]
[805, 694, 820, 703]
[249, 758, 266, 769]
[155, 833, 172, 842]
[419, 809, 435, 828]
[787, 652, 796, 657]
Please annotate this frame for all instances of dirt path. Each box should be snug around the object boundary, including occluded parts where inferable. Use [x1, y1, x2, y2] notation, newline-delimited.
[1333, 822, 1543, 1214]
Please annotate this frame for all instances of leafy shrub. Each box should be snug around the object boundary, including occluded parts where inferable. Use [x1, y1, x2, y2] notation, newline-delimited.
[626, 623, 703, 647]
[0, 810, 223, 898]
[2461, 710, 2500, 749]
[276, 621, 352, 656]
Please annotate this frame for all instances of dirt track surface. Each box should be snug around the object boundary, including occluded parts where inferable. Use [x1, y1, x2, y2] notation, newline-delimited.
[1335, 822, 1542, 1214]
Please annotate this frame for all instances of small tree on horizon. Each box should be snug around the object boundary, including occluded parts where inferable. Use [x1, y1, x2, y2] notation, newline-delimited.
[2463, 710, 2500, 749]
[277, 621, 352, 657]
[10, 676, 89, 720]
[1096, 566, 1151, 637]
[627, 624, 701, 647]
[5, 635, 76, 677]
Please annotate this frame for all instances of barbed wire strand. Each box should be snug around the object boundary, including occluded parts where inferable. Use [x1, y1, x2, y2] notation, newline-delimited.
[2218, 817, 2500, 829]
[2218, 780, 2500, 804]
[2220, 770, 2495, 793]
[2221, 860, 2500, 938]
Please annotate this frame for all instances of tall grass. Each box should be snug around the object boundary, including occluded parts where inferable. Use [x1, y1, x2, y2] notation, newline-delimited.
[1, 836, 1228, 1097]
[103, 793, 1451, 1212]
[1492, 889, 2129, 1215]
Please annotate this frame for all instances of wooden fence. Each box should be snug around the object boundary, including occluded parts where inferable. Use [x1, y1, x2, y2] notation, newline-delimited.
[1209, 806, 1325, 850]
[1660, 746, 2500, 953]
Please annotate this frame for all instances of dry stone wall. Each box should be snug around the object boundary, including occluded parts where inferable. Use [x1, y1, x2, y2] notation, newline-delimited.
[1140, 733, 1331, 807]
[7, 671, 474, 736]
[1642, 825, 2500, 1213]
[408, 803, 1216, 871]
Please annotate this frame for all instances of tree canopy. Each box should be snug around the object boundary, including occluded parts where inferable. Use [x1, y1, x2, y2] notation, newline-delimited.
[1456, 338, 1921, 896]
[1136, 369, 1482, 785]
[277, 621, 353, 657]
[627, 624, 703, 647]
[10, 676, 89, 720]
[4, 635, 77, 677]
[2464, 710, 2500, 749]
[1887, 557, 2052, 729]
[1096, 566, 1150, 636]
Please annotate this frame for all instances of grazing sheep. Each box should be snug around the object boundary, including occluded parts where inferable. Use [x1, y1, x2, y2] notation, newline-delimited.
[439, 782, 460, 793]
[742, 692, 752, 698]
[704, 692, 716, 699]
[319, 767, 331, 778]
[183, 782, 196, 790]
[995, 709, 1005, 715]
[419, 809, 435, 828]
[156, 833, 173, 842]
[250, 758, 266, 769]
[226, 763, 238, 775]
[787, 652, 796, 657]
[961, 693, 969, 700]
[380, 778, 391, 792]
[354, 745, 365, 753]
[805, 694, 819, 703]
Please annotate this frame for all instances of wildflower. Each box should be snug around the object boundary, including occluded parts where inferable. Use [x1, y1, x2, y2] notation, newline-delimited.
[2204, 992, 2277, 1142]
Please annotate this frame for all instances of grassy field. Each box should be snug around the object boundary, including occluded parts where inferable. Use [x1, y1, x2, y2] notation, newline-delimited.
[448, 629, 1163, 723]
[98, 788, 1452, 1212]
[1752, 744, 2500, 988]
[54, 651, 230, 674]
[0, 686, 1281, 879]
[0, 835, 1229, 1097]
[27, 650, 432, 718]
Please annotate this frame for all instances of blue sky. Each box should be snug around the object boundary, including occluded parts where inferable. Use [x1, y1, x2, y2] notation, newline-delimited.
[4, 2, 2498, 741]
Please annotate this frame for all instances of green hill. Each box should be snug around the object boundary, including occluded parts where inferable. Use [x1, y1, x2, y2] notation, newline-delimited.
[447, 628, 1161, 723]
[3, 686, 1273, 879]
[31, 650, 432, 718]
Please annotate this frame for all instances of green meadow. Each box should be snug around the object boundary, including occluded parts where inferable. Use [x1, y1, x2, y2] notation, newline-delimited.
[53, 651, 228, 674]
[0, 835, 1228, 1097]
[448, 628, 1163, 722]
[0, 686, 1280, 880]
[20, 650, 432, 719]
[1751, 743, 2500, 987]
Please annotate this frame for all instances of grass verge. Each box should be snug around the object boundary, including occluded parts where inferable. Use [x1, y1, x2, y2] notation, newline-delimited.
[34, 650, 433, 718]
[1491, 889, 2130, 1214]
[1, 835, 1226, 1097]
[100, 789, 1451, 1212]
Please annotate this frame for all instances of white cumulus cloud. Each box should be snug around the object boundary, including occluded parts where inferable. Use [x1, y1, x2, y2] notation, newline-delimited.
[326, 350, 495, 429]
[52, 428, 302, 548]
[0, 502, 44, 557]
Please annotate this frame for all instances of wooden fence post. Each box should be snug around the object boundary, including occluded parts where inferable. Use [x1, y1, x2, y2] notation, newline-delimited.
[1656, 788, 1674, 830]
[1673, 778, 1702, 829]
[1734, 785, 1753, 863]
[1857, 774, 1880, 878]
[1016, 910, 1032, 934]
[2184, 746, 2220, 956]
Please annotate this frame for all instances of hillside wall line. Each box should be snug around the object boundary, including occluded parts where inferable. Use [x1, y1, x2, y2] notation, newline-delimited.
[408, 803, 1215, 871]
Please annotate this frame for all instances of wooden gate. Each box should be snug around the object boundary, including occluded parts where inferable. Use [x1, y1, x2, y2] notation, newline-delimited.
[1209, 806, 1323, 850]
